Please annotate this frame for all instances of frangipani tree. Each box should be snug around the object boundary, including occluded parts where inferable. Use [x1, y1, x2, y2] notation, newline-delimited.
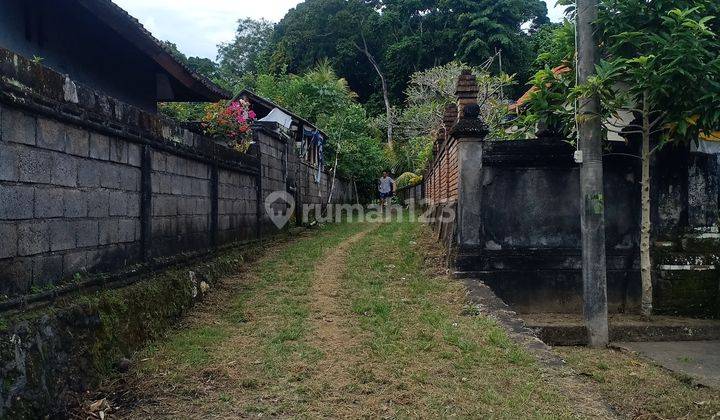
[575, 2, 720, 316]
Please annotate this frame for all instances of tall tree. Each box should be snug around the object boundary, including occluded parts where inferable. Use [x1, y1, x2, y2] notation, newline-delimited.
[271, 0, 549, 109]
[217, 18, 275, 86]
[588, 1, 720, 316]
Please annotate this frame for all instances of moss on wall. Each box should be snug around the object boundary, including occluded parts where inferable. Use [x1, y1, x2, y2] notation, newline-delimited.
[0, 241, 264, 418]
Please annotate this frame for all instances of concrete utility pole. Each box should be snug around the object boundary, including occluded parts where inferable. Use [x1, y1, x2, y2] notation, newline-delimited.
[577, 0, 609, 347]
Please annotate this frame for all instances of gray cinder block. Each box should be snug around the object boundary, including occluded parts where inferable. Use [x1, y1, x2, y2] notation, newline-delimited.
[0, 143, 19, 181]
[99, 219, 119, 245]
[89, 133, 110, 160]
[109, 137, 129, 164]
[35, 187, 65, 218]
[108, 190, 129, 217]
[18, 221, 49, 256]
[0, 185, 34, 219]
[65, 126, 90, 157]
[1, 108, 36, 146]
[64, 189, 88, 218]
[51, 153, 78, 187]
[50, 219, 76, 251]
[37, 118, 66, 152]
[18, 146, 53, 184]
[87, 190, 110, 217]
[76, 220, 99, 247]
[0, 222, 18, 259]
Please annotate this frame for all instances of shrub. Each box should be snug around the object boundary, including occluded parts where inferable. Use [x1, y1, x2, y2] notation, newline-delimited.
[396, 172, 423, 189]
[202, 100, 257, 153]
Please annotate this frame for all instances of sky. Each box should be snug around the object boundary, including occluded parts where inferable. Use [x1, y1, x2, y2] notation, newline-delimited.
[113, 0, 568, 60]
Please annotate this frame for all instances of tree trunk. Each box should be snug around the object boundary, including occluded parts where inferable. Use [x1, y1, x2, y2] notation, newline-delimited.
[577, 0, 609, 347]
[353, 179, 358, 205]
[640, 90, 653, 317]
[355, 37, 393, 145]
[327, 151, 339, 206]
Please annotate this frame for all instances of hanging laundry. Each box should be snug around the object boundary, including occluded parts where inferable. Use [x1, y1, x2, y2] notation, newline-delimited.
[301, 126, 315, 160]
[312, 130, 325, 184]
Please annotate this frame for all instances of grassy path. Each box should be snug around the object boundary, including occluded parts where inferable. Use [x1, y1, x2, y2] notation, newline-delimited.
[100, 219, 719, 419]
[110, 220, 585, 418]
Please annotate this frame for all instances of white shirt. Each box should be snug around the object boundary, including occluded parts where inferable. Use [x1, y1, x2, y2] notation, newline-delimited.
[379, 176, 394, 193]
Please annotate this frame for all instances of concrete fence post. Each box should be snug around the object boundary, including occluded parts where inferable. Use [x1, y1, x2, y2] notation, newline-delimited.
[454, 125, 487, 248]
[210, 165, 219, 248]
[140, 145, 153, 260]
[452, 70, 488, 248]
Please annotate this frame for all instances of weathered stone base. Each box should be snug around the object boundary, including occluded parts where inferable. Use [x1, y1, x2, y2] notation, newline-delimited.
[0, 238, 267, 418]
[523, 313, 720, 346]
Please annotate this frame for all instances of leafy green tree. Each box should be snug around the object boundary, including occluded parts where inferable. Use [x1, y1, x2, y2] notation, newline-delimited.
[387, 62, 516, 173]
[515, 66, 575, 137]
[253, 62, 386, 198]
[217, 18, 276, 88]
[271, 0, 549, 110]
[584, 2, 720, 315]
[529, 21, 575, 74]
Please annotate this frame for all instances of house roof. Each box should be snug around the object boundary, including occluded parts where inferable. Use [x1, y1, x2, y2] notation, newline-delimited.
[74, 0, 230, 102]
[235, 89, 327, 138]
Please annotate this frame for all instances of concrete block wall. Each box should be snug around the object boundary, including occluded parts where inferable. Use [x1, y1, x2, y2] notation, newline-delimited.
[447, 138, 720, 316]
[218, 169, 258, 243]
[0, 47, 357, 299]
[0, 49, 265, 299]
[256, 127, 353, 227]
[0, 105, 143, 296]
[150, 150, 212, 256]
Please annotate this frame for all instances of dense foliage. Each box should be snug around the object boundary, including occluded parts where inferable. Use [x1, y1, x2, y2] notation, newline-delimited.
[250, 62, 386, 198]
[158, 1, 557, 190]
[386, 61, 517, 173]
[271, 0, 549, 108]
[518, 0, 720, 140]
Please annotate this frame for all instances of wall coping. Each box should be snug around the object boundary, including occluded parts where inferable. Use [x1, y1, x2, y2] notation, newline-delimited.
[482, 138, 577, 168]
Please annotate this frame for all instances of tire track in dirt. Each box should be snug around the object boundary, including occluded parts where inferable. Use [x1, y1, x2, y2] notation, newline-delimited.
[305, 227, 372, 415]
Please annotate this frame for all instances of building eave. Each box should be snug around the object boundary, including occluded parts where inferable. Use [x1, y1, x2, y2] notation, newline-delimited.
[74, 0, 231, 102]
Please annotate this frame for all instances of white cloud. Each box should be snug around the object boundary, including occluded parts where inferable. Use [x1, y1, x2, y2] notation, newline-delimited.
[112, 0, 303, 59]
[545, 0, 570, 22]
[112, 0, 568, 60]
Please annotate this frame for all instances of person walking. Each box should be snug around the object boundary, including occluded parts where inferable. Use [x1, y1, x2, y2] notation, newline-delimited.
[378, 171, 395, 209]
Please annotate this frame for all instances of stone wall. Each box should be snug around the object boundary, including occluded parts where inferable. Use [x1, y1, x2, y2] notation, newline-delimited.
[451, 138, 720, 316]
[0, 47, 351, 300]
[0, 98, 261, 298]
[395, 184, 423, 204]
[256, 126, 354, 230]
[423, 70, 719, 318]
